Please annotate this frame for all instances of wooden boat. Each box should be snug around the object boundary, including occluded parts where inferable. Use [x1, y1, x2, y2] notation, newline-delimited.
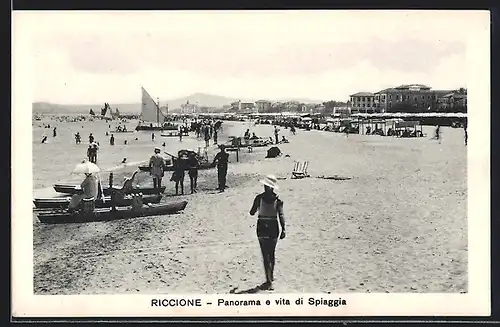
[113, 130, 134, 133]
[33, 194, 162, 210]
[161, 131, 188, 137]
[53, 184, 166, 196]
[37, 201, 188, 224]
[138, 161, 214, 172]
[136, 125, 178, 131]
[136, 87, 178, 131]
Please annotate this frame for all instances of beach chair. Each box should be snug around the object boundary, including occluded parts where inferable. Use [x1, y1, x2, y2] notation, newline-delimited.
[291, 161, 310, 179]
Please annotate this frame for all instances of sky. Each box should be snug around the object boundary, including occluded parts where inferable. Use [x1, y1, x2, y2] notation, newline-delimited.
[13, 10, 488, 104]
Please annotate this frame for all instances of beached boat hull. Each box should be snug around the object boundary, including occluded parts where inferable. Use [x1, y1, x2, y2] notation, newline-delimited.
[161, 132, 188, 137]
[138, 161, 215, 172]
[135, 126, 178, 131]
[33, 194, 162, 210]
[37, 201, 188, 224]
[53, 184, 166, 196]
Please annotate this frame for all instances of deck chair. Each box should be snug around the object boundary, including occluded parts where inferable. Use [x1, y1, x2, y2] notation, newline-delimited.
[291, 161, 310, 179]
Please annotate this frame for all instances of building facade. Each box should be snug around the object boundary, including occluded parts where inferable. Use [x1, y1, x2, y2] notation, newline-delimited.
[437, 91, 467, 111]
[255, 100, 272, 113]
[373, 84, 455, 113]
[180, 101, 198, 114]
[349, 92, 377, 113]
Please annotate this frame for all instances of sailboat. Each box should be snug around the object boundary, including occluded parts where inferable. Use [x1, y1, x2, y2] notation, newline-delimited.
[135, 87, 178, 131]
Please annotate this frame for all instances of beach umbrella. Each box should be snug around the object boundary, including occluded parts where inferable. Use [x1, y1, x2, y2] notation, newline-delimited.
[72, 160, 100, 174]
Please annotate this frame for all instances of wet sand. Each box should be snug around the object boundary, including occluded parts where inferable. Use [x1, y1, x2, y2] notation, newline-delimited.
[33, 121, 467, 294]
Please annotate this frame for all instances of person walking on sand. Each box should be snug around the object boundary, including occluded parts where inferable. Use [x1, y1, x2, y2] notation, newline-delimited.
[89, 133, 94, 144]
[204, 125, 211, 148]
[434, 125, 441, 144]
[249, 175, 286, 291]
[212, 144, 229, 192]
[274, 126, 280, 144]
[110, 133, 115, 146]
[41, 135, 48, 144]
[187, 151, 199, 194]
[290, 124, 296, 135]
[149, 147, 165, 193]
[152, 132, 155, 142]
[53, 127, 57, 137]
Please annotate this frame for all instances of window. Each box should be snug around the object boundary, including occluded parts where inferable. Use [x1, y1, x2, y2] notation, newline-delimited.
[389, 95, 392, 100]
[362, 104, 365, 107]
[363, 97, 366, 102]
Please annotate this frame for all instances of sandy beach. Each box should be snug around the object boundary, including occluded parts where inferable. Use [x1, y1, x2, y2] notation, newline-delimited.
[33, 120, 467, 295]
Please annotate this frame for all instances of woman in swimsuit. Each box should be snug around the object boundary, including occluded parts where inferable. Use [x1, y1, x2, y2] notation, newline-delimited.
[249, 175, 286, 290]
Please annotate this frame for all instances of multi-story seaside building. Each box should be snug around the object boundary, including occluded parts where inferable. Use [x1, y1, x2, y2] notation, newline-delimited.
[255, 100, 272, 113]
[373, 84, 454, 113]
[349, 84, 465, 113]
[349, 92, 377, 113]
[180, 101, 198, 114]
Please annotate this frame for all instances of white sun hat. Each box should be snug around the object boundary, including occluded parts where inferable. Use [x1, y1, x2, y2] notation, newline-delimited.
[259, 174, 280, 190]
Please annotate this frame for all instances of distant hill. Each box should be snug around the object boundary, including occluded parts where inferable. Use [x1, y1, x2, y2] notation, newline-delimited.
[32, 93, 325, 114]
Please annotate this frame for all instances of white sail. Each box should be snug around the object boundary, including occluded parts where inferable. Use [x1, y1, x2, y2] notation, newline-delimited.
[141, 87, 159, 123]
[103, 105, 113, 120]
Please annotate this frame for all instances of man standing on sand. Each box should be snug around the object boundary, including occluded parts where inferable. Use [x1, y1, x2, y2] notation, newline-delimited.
[149, 147, 165, 193]
[213, 127, 218, 145]
[212, 144, 229, 192]
[274, 126, 280, 144]
[204, 125, 211, 148]
[249, 175, 286, 291]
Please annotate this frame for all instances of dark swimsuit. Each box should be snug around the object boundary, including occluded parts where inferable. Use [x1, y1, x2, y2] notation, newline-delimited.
[256, 197, 280, 239]
[257, 219, 279, 239]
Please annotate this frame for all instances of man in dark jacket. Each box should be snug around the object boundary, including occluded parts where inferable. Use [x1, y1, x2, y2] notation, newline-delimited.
[212, 144, 229, 192]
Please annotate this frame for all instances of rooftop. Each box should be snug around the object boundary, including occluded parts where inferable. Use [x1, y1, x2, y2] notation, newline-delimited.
[350, 92, 374, 97]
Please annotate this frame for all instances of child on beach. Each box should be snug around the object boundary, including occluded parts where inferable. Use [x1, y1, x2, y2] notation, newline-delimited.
[249, 175, 286, 291]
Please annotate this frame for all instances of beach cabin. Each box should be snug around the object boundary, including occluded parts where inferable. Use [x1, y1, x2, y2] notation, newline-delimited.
[359, 119, 389, 136]
[393, 120, 424, 138]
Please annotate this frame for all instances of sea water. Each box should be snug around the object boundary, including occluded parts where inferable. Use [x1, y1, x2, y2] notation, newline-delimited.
[32, 116, 207, 196]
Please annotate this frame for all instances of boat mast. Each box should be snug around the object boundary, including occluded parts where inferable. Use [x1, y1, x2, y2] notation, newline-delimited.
[157, 97, 160, 127]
